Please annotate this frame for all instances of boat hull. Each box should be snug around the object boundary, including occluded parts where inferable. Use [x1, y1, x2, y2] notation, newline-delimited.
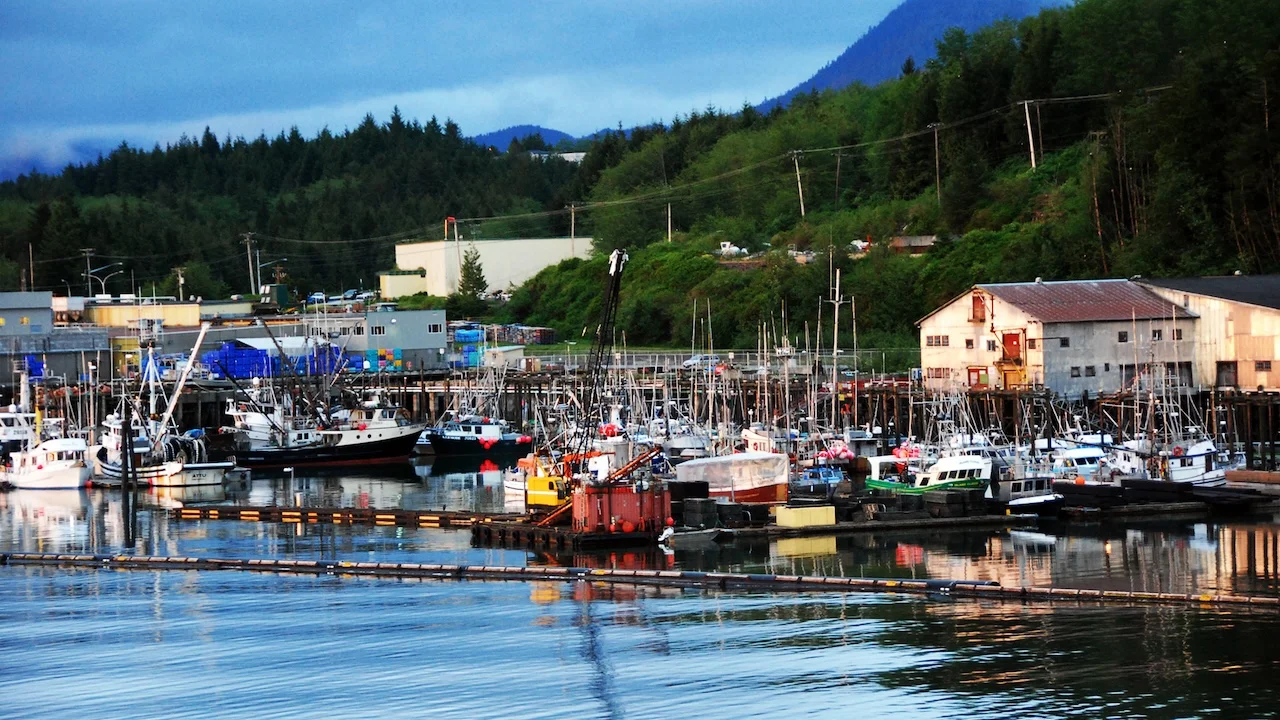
[98, 460, 232, 487]
[5, 464, 92, 490]
[708, 481, 788, 504]
[865, 477, 985, 495]
[429, 435, 533, 458]
[237, 431, 423, 469]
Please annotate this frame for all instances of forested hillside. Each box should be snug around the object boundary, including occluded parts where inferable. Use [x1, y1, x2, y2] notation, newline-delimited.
[0, 110, 577, 297]
[505, 0, 1280, 355]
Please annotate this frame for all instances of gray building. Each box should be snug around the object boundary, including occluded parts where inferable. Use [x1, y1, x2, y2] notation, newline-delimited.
[0, 292, 109, 384]
[304, 309, 448, 372]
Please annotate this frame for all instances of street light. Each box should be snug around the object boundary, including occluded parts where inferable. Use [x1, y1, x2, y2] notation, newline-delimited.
[84, 262, 124, 296]
[83, 269, 125, 295]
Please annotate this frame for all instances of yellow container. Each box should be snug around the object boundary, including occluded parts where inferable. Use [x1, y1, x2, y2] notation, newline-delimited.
[775, 505, 836, 528]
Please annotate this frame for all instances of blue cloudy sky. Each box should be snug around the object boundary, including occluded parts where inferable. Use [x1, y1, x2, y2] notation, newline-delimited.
[0, 1, 900, 175]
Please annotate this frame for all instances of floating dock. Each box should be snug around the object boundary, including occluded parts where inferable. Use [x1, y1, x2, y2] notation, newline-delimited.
[169, 505, 522, 529]
[4, 552, 1279, 611]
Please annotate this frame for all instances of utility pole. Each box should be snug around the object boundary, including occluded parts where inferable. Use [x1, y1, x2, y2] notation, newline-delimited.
[666, 203, 672, 243]
[28, 243, 35, 292]
[241, 232, 255, 293]
[834, 152, 842, 206]
[254, 247, 262, 292]
[792, 152, 806, 217]
[569, 204, 576, 256]
[80, 248, 95, 296]
[929, 123, 942, 201]
[448, 216, 462, 293]
[175, 266, 186, 301]
[1022, 101, 1038, 169]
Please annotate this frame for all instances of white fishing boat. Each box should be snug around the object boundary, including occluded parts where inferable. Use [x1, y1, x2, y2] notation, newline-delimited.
[674, 452, 789, 503]
[4, 437, 93, 490]
[865, 454, 994, 496]
[96, 327, 234, 487]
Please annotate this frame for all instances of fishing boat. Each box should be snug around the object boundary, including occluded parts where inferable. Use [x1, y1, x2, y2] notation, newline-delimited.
[226, 389, 425, 468]
[1049, 446, 1108, 482]
[96, 332, 234, 487]
[4, 437, 93, 490]
[425, 415, 533, 458]
[674, 452, 789, 503]
[504, 452, 569, 509]
[792, 465, 844, 498]
[985, 470, 1063, 515]
[865, 454, 994, 495]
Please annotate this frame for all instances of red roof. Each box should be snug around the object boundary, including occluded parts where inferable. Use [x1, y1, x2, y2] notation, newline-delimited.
[978, 280, 1195, 323]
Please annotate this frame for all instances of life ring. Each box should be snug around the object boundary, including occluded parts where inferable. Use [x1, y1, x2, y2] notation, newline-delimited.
[1172, 446, 1184, 457]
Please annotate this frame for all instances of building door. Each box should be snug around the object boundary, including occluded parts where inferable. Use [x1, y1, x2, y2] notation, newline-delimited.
[1002, 333, 1021, 361]
[1216, 361, 1238, 387]
[1002, 370, 1021, 389]
[967, 367, 988, 388]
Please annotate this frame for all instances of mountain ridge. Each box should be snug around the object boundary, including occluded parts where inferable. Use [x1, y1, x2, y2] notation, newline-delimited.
[756, 0, 1065, 111]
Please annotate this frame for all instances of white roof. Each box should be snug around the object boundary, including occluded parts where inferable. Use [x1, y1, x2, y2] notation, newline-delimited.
[236, 337, 313, 354]
[35, 438, 88, 451]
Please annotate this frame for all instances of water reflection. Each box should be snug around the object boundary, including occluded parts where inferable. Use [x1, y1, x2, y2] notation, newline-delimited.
[3, 459, 1280, 599]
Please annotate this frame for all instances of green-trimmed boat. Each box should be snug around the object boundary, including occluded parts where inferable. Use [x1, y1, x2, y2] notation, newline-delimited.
[865, 454, 993, 495]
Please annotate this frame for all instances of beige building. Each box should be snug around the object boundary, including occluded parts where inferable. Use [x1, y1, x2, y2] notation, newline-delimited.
[388, 237, 592, 297]
[918, 279, 1196, 396]
[1140, 276, 1280, 390]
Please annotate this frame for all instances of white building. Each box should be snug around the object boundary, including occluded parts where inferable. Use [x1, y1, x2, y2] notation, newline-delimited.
[383, 237, 592, 298]
[1139, 276, 1280, 390]
[918, 279, 1197, 397]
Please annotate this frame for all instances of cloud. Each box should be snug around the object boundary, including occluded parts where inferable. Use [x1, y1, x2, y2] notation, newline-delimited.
[1, 59, 835, 174]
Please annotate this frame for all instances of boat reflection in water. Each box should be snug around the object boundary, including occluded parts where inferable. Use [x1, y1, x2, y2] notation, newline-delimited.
[0, 488, 99, 551]
[414, 456, 517, 514]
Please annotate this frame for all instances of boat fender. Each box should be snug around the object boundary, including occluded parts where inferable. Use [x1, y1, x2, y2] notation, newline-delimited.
[1173, 446, 1184, 457]
[357, 423, 367, 431]
[1074, 476, 1086, 485]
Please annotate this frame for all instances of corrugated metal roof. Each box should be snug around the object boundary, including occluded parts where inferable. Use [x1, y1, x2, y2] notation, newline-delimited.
[1138, 275, 1280, 311]
[977, 279, 1194, 323]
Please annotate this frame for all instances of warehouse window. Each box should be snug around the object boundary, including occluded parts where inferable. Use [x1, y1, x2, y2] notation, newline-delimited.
[1070, 367, 1081, 378]
[1059, 337, 1070, 348]
[925, 335, 950, 347]
[1173, 328, 1183, 340]
[986, 340, 997, 352]
[340, 327, 350, 336]
[1258, 361, 1273, 372]
[1152, 329, 1163, 341]
[965, 339, 974, 349]
[1118, 331, 1129, 343]
[926, 368, 949, 379]
[19, 316, 28, 325]
[355, 326, 365, 336]
[428, 323, 443, 334]
[1027, 339, 1037, 350]
[372, 326, 387, 336]
[1085, 366, 1096, 377]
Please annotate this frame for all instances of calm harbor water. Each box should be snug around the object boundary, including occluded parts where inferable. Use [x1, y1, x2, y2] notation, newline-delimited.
[3, 461, 1280, 718]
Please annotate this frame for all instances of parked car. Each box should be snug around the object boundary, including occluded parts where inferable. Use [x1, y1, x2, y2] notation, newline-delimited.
[682, 354, 721, 369]
[342, 289, 360, 301]
[357, 290, 377, 301]
[306, 291, 326, 304]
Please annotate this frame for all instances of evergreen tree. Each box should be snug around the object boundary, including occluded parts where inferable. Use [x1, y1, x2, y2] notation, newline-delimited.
[458, 244, 487, 298]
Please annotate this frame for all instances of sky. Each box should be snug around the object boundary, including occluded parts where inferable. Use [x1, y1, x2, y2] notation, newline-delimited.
[0, 0, 900, 177]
